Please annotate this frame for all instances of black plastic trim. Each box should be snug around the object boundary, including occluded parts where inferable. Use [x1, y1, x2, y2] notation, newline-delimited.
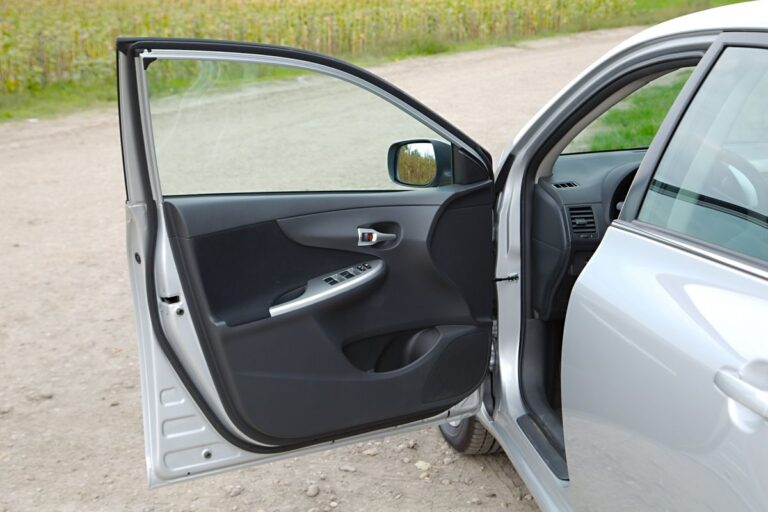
[517, 414, 568, 481]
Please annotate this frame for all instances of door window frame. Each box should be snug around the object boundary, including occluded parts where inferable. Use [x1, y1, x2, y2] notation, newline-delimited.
[120, 38, 493, 205]
[133, 47, 491, 200]
[619, 31, 768, 278]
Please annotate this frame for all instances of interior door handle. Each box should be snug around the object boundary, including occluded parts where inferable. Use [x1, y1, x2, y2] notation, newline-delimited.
[714, 367, 768, 419]
[358, 227, 396, 246]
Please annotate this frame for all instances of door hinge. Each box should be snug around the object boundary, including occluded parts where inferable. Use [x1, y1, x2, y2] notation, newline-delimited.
[495, 273, 519, 283]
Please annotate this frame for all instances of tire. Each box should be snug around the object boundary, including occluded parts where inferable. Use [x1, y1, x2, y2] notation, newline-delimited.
[439, 416, 501, 455]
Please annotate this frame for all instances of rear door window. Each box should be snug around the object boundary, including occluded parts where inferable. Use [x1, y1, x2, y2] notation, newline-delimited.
[638, 47, 768, 263]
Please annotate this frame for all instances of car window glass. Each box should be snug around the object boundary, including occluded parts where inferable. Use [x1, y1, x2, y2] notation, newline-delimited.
[144, 59, 449, 195]
[563, 67, 692, 154]
[638, 47, 768, 263]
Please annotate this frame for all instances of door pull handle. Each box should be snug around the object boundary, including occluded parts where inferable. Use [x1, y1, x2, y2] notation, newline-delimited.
[357, 228, 396, 246]
[714, 367, 768, 420]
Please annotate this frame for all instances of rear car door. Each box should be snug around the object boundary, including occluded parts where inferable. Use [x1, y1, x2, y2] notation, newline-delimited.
[117, 38, 495, 486]
[562, 32, 768, 511]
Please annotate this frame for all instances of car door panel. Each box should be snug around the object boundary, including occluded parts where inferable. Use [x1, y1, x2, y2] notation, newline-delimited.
[164, 185, 493, 445]
[563, 226, 768, 511]
[117, 37, 495, 483]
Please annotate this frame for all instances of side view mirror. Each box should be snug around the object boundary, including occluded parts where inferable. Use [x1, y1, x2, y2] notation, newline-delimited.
[387, 139, 452, 187]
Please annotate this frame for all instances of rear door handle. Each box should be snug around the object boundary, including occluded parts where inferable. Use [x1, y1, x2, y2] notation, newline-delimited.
[715, 367, 768, 419]
[358, 227, 396, 246]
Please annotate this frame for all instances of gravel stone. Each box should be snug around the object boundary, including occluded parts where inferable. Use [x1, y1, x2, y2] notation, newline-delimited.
[414, 460, 431, 471]
[225, 485, 244, 498]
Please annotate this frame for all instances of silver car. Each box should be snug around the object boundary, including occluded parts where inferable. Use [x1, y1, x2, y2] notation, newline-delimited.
[118, 2, 768, 510]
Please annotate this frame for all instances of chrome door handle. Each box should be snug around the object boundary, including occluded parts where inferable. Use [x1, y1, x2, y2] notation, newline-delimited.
[358, 227, 396, 246]
[714, 367, 768, 419]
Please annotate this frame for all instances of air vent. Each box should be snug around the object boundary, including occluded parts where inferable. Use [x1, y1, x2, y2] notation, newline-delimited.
[553, 181, 578, 189]
[568, 206, 597, 236]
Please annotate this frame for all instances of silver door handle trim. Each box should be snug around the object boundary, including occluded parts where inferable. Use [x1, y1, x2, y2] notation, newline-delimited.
[358, 228, 396, 246]
[269, 260, 384, 317]
[714, 367, 768, 419]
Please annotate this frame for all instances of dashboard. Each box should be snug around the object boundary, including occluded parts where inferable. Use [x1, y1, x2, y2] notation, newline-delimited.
[530, 149, 645, 320]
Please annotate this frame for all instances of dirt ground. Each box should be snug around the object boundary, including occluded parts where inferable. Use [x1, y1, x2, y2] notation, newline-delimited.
[0, 27, 640, 512]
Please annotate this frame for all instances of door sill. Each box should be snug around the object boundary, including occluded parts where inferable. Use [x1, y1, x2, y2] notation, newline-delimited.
[517, 414, 569, 481]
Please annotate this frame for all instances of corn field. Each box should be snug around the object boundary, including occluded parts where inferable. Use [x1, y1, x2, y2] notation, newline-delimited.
[0, 0, 629, 96]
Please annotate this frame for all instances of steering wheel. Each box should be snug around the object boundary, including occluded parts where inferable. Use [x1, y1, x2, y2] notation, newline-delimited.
[608, 164, 640, 222]
[710, 148, 768, 212]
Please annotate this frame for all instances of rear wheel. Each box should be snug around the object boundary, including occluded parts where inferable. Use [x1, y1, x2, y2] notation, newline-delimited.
[439, 417, 501, 455]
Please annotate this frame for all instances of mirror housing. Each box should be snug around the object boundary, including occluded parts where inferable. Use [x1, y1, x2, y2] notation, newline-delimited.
[387, 139, 453, 187]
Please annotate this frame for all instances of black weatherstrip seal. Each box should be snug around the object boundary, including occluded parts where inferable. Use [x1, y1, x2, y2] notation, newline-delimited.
[649, 179, 768, 229]
[117, 39, 491, 455]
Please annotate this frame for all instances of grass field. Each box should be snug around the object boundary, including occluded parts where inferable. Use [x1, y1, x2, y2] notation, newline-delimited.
[0, 0, 743, 120]
[566, 67, 693, 152]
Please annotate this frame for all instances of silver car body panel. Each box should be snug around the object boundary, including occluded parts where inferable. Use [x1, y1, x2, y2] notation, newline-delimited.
[562, 225, 768, 511]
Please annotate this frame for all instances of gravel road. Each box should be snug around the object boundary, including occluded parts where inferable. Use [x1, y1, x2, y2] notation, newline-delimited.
[0, 27, 640, 512]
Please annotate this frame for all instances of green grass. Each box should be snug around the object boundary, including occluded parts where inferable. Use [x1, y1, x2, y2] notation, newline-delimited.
[0, 0, 744, 121]
[565, 68, 693, 153]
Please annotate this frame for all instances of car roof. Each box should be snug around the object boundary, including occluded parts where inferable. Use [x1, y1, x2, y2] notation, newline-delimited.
[612, 1, 768, 55]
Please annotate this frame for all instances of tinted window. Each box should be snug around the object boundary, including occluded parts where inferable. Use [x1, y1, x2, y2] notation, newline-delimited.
[639, 47, 768, 263]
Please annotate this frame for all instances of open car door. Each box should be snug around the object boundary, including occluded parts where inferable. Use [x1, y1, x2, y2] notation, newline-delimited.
[117, 38, 495, 486]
